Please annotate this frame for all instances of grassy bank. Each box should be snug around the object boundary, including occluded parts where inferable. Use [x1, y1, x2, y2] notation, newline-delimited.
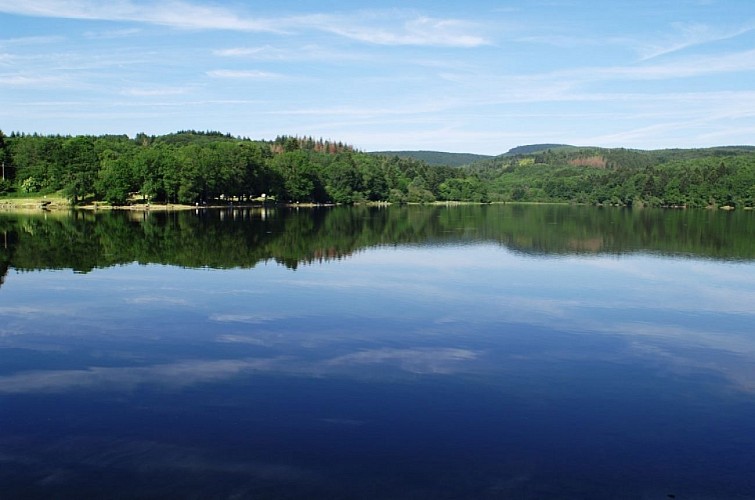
[0, 194, 71, 210]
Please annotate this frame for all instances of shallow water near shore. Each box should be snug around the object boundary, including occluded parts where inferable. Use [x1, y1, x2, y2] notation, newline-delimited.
[1, 205, 754, 498]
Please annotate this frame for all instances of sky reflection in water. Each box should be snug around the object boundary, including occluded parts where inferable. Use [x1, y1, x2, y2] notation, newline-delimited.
[1, 241, 754, 498]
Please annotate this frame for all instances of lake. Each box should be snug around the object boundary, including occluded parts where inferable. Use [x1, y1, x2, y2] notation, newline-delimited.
[1, 204, 754, 499]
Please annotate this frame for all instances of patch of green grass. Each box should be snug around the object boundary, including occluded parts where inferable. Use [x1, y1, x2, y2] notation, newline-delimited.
[0, 191, 70, 209]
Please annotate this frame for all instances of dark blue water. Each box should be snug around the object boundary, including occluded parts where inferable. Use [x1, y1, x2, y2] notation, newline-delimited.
[1, 210, 754, 498]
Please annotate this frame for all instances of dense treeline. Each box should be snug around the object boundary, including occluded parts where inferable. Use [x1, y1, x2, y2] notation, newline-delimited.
[0, 130, 486, 205]
[1, 130, 753, 207]
[469, 146, 755, 208]
[368, 151, 492, 167]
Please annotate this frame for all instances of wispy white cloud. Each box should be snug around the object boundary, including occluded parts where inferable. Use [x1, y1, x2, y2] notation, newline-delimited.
[453, 49, 755, 102]
[515, 34, 605, 48]
[0, 0, 281, 32]
[520, 21, 755, 61]
[83, 27, 141, 39]
[593, 48, 755, 80]
[583, 121, 703, 147]
[698, 125, 755, 142]
[336, 128, 537, 156]
[213, 44, 372, 64]
[206, 69, 283, 80]
[2, 1, 754, 151]
[298, 13, 490, 47]
[0, 72, 67, 87]
[582, 107, 755, 148]
[0, 2, 488, 48]
[120, 86, 192, 97]
[214, 46, 278, 58]
[269, 101, 450, 118]
[0, 34, 65, 47]
[637, 21, 755, 60]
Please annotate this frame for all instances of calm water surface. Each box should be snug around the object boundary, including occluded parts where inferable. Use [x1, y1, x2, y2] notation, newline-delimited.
[1, 205, 754, 499]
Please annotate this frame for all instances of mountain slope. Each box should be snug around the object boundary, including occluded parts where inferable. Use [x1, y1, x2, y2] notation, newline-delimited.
[503, 144, 574, 156]
[370, 151, 493, 167]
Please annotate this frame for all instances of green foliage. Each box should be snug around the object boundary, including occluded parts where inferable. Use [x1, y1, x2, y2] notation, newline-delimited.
[466, 146, 755, 208]
[19, 177, 42, 193]
[0, 130, 12, 183]
[503, 144, 574, 156]
[96, 150, 134, 205]
[270, 150, 326, 202]
[369, 151, 492, 167]
[406, 176, 436, 203]
[3, 132, 754, 208]
[438, 176, 489, 202]
[325, 156, 363, 203]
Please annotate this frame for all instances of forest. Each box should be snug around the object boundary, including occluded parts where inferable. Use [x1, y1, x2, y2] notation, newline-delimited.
[1, 130, 754, 208]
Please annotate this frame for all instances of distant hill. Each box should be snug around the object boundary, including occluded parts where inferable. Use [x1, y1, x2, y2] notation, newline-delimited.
[467, 144, 751, 172]
[370, 151, 493, 167]
[503, 144, 575, 156]
[500, 144, 755, 158]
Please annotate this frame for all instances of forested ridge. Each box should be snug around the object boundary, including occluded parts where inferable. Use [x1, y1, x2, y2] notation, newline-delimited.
[368, 151, 492, 167]
[1, 130, 754, 208]
[470, 145, 755, 208]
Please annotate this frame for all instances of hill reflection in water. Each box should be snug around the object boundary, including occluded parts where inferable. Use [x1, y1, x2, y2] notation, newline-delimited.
[0, 205, 754, 498]
[1, 205, 753, 282]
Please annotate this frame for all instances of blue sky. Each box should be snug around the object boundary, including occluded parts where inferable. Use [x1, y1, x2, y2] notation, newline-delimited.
[1, 1, 754, 154]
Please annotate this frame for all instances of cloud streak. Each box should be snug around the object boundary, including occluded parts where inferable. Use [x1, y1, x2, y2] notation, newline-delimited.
[206, 69, 283, 80]
[298, 13, 489, 47]
[0, 0, 281, 32]
[592, 48, 755, 80]
[120, 86, 192, 97]
[0, 2, 487, 48]
[637, 21, 755, 61]
[0, 72, 68, 87]
[1, 1, 754, 152]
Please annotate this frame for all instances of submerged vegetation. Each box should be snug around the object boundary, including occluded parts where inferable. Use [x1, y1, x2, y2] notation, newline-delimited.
[1, 130, 754, 208]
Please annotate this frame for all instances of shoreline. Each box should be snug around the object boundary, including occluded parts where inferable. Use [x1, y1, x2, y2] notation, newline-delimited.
[2, 196, 752, 212]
